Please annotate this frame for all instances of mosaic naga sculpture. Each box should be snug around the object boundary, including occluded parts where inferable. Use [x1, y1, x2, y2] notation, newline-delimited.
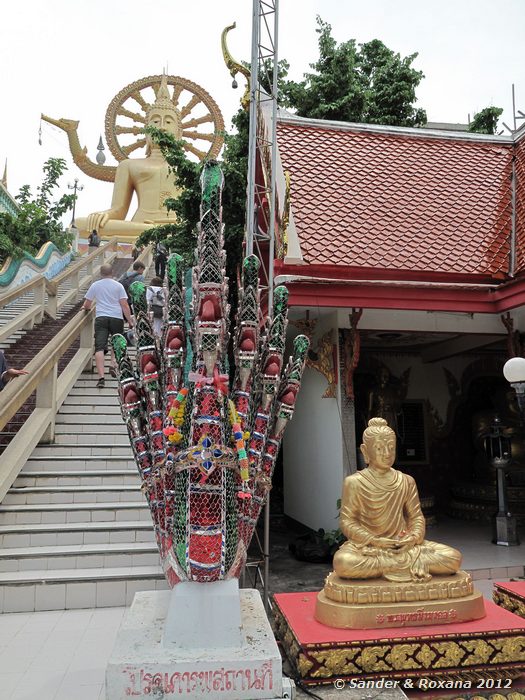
[111, 161, 308, 586]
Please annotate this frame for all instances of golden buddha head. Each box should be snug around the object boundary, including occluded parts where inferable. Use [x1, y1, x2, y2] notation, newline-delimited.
[145, 74, 182, 151]
[361, 417, 396, 471]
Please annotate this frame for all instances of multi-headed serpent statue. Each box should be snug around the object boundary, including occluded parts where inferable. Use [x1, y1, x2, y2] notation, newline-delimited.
[111, 161, 309, 585]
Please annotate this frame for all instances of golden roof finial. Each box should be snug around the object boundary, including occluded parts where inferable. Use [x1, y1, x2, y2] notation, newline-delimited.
[221, 23, 251, 111]
[1, 159, 7, 189]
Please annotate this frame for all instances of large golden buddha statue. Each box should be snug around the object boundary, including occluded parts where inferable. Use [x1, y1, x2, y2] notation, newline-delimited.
[79, 75, 180, 239]
[315, 418, 485, 628]
[41, 74, 224, 243]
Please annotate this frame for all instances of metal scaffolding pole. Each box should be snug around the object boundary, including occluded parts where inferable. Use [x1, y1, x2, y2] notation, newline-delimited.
[245, 0, 279, 613]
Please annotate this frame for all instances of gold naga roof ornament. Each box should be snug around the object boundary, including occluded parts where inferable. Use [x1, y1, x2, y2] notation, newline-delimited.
[41, 74, 225, 183]
[221, 22, 251, 111]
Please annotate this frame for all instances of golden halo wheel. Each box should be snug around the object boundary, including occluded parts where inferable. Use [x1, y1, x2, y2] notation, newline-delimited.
[104, 74, 225, 162]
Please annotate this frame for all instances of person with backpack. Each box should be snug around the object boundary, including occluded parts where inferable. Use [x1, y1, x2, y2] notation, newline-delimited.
[146, 276, 166, 336]
[118, 261, 146, 307]
[154, 241, 168, 280]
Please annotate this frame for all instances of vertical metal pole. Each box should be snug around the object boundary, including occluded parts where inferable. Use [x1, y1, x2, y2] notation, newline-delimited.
[263, 0, 279, 615]
[245, 0, 260, 257]
[512, 83, 517, 132]
[70, 180, 77, 226]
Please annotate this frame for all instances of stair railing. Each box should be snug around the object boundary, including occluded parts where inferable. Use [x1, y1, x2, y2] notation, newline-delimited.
[0, 237, 120, 342]
[0, 307, 95, 501]
[0, 276, 46, 344]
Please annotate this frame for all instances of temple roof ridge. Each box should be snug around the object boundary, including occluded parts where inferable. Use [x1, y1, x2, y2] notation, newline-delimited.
[276, 107, 520, 145]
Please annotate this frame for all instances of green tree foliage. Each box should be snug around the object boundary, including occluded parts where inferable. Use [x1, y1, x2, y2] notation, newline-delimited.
[137, 123, 248, 280]
[135, 126, 200, 268]
[280, 17, 427, 126]
[0, 158, 74, 261]
[468, 106, 504, 135]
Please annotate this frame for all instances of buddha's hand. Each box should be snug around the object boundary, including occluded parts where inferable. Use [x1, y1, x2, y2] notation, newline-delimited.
[87, 211, 110, 232]
[395, 533, 418, 551]
[369, 536, 400, 549]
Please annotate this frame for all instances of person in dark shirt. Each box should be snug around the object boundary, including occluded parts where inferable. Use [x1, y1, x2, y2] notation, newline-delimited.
[0, 350, 29, 390]
[88, 230, 101, 250]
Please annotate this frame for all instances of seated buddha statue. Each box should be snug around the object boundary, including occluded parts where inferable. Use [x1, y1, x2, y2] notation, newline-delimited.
[316, 418, 484, 628]
[334, 417, 460, 582]
[75, 74, 180, 243]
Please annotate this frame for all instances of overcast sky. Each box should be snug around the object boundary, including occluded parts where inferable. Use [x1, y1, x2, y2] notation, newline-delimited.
[1, 0, 524, 223]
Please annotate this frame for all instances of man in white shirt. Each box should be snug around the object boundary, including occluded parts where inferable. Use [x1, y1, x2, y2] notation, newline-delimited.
[83, 263, 134, 387]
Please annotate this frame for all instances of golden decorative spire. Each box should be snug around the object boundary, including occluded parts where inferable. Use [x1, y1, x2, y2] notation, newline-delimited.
[147, 73, 178, 118]
[1, 159, 7, 189]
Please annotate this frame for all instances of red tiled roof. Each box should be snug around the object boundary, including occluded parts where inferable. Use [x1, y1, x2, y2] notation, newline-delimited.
[276, 119, 514, 279]
[515, 135, 525, 273]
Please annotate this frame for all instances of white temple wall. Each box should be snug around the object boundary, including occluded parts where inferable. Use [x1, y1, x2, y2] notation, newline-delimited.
[283, 367, 344, 532]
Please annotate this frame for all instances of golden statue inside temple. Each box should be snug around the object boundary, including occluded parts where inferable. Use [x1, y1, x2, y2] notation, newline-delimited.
[315, 418, 485, 628]
[41, 74, 224, 243]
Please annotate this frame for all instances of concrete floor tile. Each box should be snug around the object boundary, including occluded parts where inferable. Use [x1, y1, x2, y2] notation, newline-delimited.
[61, 666, 106, 687]
[469, 568, 490, 580]
[55, 683, 104, 700]
[9, 672, 63, 700]
[0, 673, 20, 699]
[53, 608, 93, 629]
[0, 648, 33, 673]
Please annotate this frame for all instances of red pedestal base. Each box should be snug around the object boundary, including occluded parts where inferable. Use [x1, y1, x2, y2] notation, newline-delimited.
[273, 592, 525, 685]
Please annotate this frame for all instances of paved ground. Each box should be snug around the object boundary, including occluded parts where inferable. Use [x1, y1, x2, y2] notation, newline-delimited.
[0, 514, 522, 699]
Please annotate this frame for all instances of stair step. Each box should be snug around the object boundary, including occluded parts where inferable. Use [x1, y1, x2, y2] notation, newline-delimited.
[0, 501, 150, 524]
[52, 434, 130, 445]
[15, 470, 138, 486]
[25, 455, 132, 469]
[0, 564, 164, 585]
[58, 404, 121, 414]
[0, 542, 159, 572]
[0, 520, 155, 547]
[54, 424, 127, 434]
[26, 453, 133, 460]
[56, 414, 123, 424]
[63, 395, 119, 406]
[0, 566, 168, 612]
[4, 484, 143, 505]
[30, 444, 132, 456]
[74, 379, 120, 388]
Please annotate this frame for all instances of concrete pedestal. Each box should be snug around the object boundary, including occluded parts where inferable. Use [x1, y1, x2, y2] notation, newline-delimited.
[106, 587, 282, 699]
[163, 579, 243, 649]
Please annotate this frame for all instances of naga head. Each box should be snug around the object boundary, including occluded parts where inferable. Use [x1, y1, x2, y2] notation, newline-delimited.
[40, 114, 79, 133]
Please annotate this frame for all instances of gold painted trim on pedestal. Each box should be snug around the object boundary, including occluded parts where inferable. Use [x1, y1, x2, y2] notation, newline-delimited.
[323, 570, 474, 605]
[494, 589, 525, 619]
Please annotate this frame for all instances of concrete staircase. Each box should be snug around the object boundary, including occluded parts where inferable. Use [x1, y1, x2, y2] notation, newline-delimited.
[0, 369, 167, 612]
